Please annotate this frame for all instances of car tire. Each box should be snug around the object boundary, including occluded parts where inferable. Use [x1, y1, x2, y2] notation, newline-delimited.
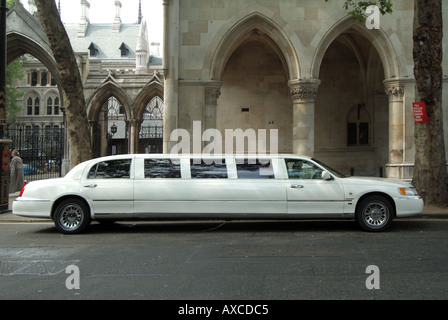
[356, 195, 394, 232]
[53, 199, 91, 234]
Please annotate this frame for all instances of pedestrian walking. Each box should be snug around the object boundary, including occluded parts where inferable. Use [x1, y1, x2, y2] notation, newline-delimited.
[9, 150, 25, 193]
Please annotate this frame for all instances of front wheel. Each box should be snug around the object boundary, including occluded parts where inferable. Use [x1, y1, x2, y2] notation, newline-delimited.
[53, 199, 91, 234]
[356, 195, 394, 232]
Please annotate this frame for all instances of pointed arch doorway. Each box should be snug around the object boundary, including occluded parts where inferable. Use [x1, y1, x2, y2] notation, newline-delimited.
[210, 14, 300, 154]
[139, 96, 164, 154]
[92, 97, 129, 158]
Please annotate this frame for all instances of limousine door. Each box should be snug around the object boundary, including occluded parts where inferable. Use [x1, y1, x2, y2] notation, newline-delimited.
[80, 158, 134, 218]
[133, 157, 287, 217]
[285, 159, 345, 215]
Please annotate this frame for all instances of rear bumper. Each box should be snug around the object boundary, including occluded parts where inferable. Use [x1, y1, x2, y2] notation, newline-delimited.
[12, 199, 52, 219]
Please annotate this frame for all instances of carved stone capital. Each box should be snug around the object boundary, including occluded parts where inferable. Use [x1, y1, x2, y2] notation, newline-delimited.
[288, 80, 321, 103]
[205, 87, 221, 106]
[384, 79, 405, 101]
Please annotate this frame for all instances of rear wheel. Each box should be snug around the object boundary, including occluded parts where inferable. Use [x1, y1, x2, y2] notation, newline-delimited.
[53, 199, 91, 234]
[356, 195, 394, 232]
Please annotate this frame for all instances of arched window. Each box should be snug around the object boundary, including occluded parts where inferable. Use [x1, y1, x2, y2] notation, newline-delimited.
[27, 97, 33, 115]
[47, 97, 53, 115]
[54, 97, 60, 115]
[34, 97, 40, 115]
[347, 104, 371, 146]
[45, 95, 60, 115]
[143, 96, 164, 121]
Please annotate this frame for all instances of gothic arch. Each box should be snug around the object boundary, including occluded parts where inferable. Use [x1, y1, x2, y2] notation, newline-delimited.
[311, 16, 400, 80]
[205, 12, 301, 81]
[133, 77, 164, 120]
[87, 81, 132, 121]
[6, 3, 64, 104]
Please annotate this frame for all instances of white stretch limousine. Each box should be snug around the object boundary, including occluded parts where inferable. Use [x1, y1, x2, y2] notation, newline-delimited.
[13, 154, 424, 234]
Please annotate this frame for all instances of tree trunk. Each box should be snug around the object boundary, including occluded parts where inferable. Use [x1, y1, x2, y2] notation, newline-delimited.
[34, 0, 92, 168]
[412, 0, 448, 206]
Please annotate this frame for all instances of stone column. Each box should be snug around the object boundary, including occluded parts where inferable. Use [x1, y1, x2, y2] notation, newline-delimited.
[88, 120, 98, 156]
[384, 79, 405, 178]
[288, 80, 320, 157]
[204, 82, 221, 131]
[162, 0, 180, 154]
[129, 119, 141, 154]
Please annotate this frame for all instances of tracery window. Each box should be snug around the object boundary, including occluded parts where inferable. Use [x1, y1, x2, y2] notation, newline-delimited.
[46, 95, 60, 115]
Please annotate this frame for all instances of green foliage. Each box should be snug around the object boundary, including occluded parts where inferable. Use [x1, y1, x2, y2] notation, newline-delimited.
[6, 57, 27, 123]
[325, 0, 393, 22]
[7, 0, 19, 7]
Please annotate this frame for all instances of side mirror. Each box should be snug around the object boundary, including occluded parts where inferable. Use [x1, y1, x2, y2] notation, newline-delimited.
[322, 171, 333, 181]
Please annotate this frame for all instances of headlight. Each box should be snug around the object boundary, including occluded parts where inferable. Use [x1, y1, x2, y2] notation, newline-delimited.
[398, 187, 419, 196]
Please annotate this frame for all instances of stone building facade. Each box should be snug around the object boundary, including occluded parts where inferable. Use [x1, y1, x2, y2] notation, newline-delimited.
[162, 0, 448, 179]
[6, 0, 164, 174]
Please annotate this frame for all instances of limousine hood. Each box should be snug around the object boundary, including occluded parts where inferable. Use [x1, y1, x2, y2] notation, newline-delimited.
[342, 176, 414, 187]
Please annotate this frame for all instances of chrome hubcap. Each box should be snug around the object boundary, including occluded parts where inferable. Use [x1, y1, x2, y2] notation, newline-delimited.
[363, 202, 389, 228]
[59, 204, 83, 230]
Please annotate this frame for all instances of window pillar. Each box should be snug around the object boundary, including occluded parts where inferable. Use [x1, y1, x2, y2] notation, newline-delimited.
[288, 80, 320, 157]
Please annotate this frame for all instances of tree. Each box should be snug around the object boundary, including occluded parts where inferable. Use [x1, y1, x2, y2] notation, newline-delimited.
[328, 0, 447, 207]
[412, 0, 447, 206]
[33, 0, 92, 167]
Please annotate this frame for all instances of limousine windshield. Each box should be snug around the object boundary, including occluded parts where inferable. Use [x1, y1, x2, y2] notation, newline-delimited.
[312, 158, 346, 178]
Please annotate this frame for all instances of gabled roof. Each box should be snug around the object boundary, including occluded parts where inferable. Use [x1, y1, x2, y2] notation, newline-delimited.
[65, 23, 141, 60]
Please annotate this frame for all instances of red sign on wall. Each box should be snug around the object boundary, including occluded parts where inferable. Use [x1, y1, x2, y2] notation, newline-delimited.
[413, 102, 429, 123]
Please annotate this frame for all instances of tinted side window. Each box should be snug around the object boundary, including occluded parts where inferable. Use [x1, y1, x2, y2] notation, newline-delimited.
[88, 159, 131, 179]
[285, 159, 323, 180]
[236, 159, 275, 179]
[190, 160, 227, 179]
[145, 159, 181, 178]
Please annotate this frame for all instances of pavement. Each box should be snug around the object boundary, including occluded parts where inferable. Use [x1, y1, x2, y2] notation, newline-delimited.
[1, 193, 448, 223]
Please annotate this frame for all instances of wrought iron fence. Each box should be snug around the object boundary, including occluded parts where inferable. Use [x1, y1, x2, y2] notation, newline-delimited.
[6, 124, 65, 182]
[139, 124, 163, 154]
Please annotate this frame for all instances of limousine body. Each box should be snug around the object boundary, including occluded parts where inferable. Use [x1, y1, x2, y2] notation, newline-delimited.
[13, 154, 424, 234]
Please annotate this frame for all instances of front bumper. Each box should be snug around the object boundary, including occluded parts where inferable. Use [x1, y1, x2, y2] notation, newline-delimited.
[395, 196, 424, 217]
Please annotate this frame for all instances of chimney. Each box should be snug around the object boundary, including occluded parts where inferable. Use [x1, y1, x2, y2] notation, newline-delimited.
[78, 0, 90, 38]
[112, 1, 122, 32]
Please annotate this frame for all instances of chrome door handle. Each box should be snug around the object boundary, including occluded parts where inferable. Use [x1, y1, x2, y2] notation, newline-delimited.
[84, 184, 98, 188]
[291, 185, 304, 189]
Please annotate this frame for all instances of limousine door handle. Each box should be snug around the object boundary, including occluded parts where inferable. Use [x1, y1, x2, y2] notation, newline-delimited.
[84, 184, 98, 188]
[291, 184, 304, 189]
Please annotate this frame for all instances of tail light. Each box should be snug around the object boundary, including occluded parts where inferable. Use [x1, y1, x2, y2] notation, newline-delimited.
[18, 183, 28, 197]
